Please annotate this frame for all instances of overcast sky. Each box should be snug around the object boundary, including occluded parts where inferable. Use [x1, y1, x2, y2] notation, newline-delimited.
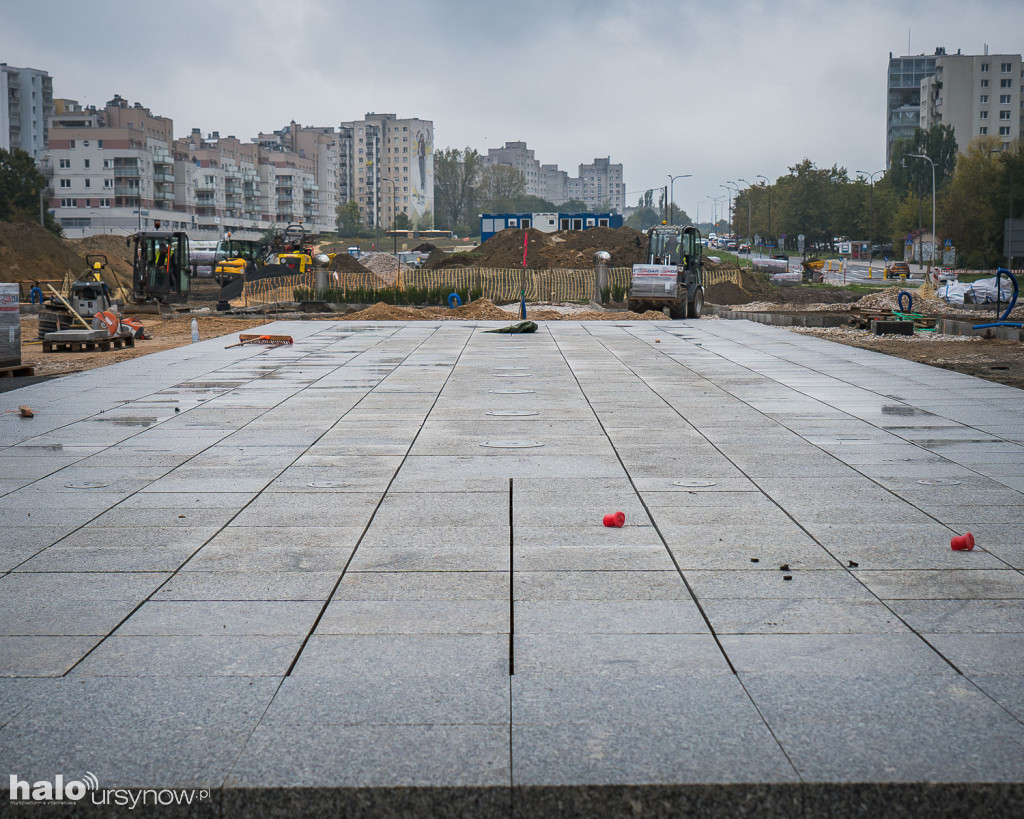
[3, 0, 1023, 220]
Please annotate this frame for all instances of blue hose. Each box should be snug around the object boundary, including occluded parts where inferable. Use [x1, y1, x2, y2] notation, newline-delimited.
[448, 292, 462, 308]
[973, 268, 1018, 328]
[898, 290, 913, 312]
[29, 286, 43, 304]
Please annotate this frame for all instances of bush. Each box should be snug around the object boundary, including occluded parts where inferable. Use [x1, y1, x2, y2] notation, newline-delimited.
[295, 284, 477, 307]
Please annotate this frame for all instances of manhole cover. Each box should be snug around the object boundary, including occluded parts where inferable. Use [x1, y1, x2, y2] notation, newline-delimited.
[490, 389, 535, 394]
[306, 481, 353, 488]
[917, 479, 962, 486]
[673, 480, 717, 488]
[486, 410, 538, 417]
[65, 482, 110, 489]
[480, 440, 544, 448]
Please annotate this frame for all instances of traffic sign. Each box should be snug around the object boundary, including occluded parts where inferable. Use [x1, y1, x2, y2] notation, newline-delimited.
[944, 239, 953, 247]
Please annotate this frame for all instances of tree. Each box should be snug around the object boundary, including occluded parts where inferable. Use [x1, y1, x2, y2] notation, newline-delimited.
[625, 207, 661, 231]
[561, 199, 589, 211]
[434, 147, 482, 234]
[939, 135, 1006, 267]
[889, 124, 958, 195]
[0, 147, 59, 234]
[393, 212, 412, 231]
[478, 164, 526, 212]
[335, 200, 362, 235]
[416, 208, 434, 230]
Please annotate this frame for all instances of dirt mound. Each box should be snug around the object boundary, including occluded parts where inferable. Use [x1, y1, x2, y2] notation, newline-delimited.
[360, 252, 410, 285]
[423, 226, 647, 270]
[0, 221, 87, 284]
[328, 252, 373, 275]
[339, 302, 426, 321]
[449, 298, 510, 320]
[706, 281, 751, 305]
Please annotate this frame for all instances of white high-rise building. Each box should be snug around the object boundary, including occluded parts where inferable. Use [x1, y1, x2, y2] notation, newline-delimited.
[0, 63, 53, 160]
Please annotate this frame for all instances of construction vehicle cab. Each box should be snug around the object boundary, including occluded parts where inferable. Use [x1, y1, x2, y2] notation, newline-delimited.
[213, 238, 267, 284]
[129, 231, 191, 303]
[628, 224, 704, 318]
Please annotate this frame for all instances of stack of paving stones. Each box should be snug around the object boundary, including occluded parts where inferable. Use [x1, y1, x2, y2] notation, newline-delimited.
[1, 318, 1023, 817]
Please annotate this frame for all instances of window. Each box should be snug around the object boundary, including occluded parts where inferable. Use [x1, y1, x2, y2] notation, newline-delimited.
[981, 63, 990, 72]
[97, 140, 102, 148]
[980, 127, 989, 134]
[59, 158, 70, 169]
[103, 158, 112, 168]
[69, 140, 75, 148]
[84, 179, 90, 188]
[1002, 62, 1013, 73]
[1000, 110, 1012, 120]
[60, 198, 75, 207]
[59, 179, 71, 188]
[980, 111, 989, 119]
[83, 140, 89, 147]
[999, 126, 1011, 135]
[103, 179, 112, 188]
[84, 159, 90, 168]
[1001, 79, 1013, 88]
[981, 79, 989, 88]
[999, 94, 1011, 104]
[99, 198, 110, 207]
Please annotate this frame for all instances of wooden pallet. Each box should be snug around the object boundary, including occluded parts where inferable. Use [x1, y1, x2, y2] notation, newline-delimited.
[853, 310, 937, 330]
[0, 364, 35, 378]
[42, 335, 136, 354]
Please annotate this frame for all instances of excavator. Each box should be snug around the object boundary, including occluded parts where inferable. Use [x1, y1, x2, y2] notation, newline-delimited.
[627, 224, 705, 318]
[129, 229, 191, 306]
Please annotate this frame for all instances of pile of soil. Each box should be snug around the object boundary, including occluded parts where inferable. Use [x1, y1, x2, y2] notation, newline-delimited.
[340, 302, 426, 321]
[448, 298, 512, 320]
[423, 226, 646, 270]
[0, 221, 87, 284]
[328, 253, 373, 275]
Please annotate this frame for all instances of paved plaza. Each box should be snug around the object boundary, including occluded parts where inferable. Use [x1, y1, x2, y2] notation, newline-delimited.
[1, 318, 1023, 817]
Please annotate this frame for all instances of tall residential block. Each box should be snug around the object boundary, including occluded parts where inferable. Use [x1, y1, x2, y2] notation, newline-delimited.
[920, 51, 1024, 150]
[0, 64, 54, 160]
[886, 49, 941, 166]
[339, 113, 434, 230]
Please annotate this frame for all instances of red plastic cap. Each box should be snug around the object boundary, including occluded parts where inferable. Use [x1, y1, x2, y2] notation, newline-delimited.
[603, 511, 625, 527]
[951, 532, 975, 551]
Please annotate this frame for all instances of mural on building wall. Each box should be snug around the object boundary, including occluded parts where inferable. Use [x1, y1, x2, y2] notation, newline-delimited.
[411, 127, 433, 221]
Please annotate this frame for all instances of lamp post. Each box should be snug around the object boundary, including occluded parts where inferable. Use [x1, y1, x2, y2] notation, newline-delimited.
[706, 195, 725, 235]
[719, 184, 735, 233]
[737, 179, 752, 249]
[856, 169, 885, 273]
[908, 153, 936, 272]
[756, 174, 772, 252]
[667, 174, 691, 225]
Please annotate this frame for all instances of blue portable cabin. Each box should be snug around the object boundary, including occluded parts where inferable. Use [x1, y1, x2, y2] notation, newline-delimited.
[479, 212, 623, 242]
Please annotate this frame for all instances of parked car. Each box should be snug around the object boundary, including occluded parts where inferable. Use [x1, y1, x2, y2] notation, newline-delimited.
[887, 261, 911, 278]
[738, 244, 750, 254]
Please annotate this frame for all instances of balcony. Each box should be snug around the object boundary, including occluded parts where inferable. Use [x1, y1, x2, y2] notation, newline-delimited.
[113, 168, 140, 178]
[114, 185, 140, 196]
[153, 171, 174, 182]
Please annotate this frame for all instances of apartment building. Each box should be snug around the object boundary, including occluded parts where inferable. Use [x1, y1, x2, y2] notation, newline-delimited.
[0, 64, 54, 160]
[481, 140, 625, 211]
[339, 113, 434, 230]
[920, 51, 1024, 151]
[46, 99, 345, 238]
[886, 49, 941, 165]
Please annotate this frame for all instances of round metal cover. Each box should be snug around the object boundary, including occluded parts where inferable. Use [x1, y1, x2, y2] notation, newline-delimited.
[65, 482, 110, 489]
[480, 440, 544, 448]
[489, 389, 535, 394]
[917, 479, 962, 486]
[673, 480, 717, 488]
[486, 410, 538, 417]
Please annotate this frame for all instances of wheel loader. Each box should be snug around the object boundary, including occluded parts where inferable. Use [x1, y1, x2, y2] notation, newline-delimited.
[627, 224, 705, 319]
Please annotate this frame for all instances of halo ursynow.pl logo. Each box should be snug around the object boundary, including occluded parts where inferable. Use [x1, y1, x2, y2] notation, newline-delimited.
[8, 772, 97, 803]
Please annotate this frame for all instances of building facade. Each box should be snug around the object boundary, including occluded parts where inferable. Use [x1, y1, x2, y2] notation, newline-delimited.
[481, 140, 626, 212]
[339, 113, 434, 231]
[920, 51, 1024, 151]
[886, 49, 942, 166]
[45, 99, 352, 239]
[1, 64, 54, 160]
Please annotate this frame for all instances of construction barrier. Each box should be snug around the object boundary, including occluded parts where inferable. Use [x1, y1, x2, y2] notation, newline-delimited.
[242, 266, 743, 307]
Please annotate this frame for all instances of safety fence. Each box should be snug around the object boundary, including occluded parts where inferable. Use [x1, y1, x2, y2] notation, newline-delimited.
[242, 266, 743, 306]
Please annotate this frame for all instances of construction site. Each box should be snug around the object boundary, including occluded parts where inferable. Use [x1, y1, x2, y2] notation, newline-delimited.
[1, 220, 1023, 817]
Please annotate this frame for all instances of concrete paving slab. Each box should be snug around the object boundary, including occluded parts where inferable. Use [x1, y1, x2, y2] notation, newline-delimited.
[2, 319, 1023, 815]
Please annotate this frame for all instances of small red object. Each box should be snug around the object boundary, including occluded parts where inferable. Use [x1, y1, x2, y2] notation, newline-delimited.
[951, 533, 975, 551]
[603, 511, 625, 527]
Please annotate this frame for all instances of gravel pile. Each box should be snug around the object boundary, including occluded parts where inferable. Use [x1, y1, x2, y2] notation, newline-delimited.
[359, 253, 411, 285]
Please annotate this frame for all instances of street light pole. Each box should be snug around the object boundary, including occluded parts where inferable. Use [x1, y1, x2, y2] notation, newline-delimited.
[667, 174, 691, 225]
[856, 169, 884, 273]
[908, 154, 936, 272]
[756, 174, 772, 252]
[719, 184, 734, 233]
[737, 178, 752, 247]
